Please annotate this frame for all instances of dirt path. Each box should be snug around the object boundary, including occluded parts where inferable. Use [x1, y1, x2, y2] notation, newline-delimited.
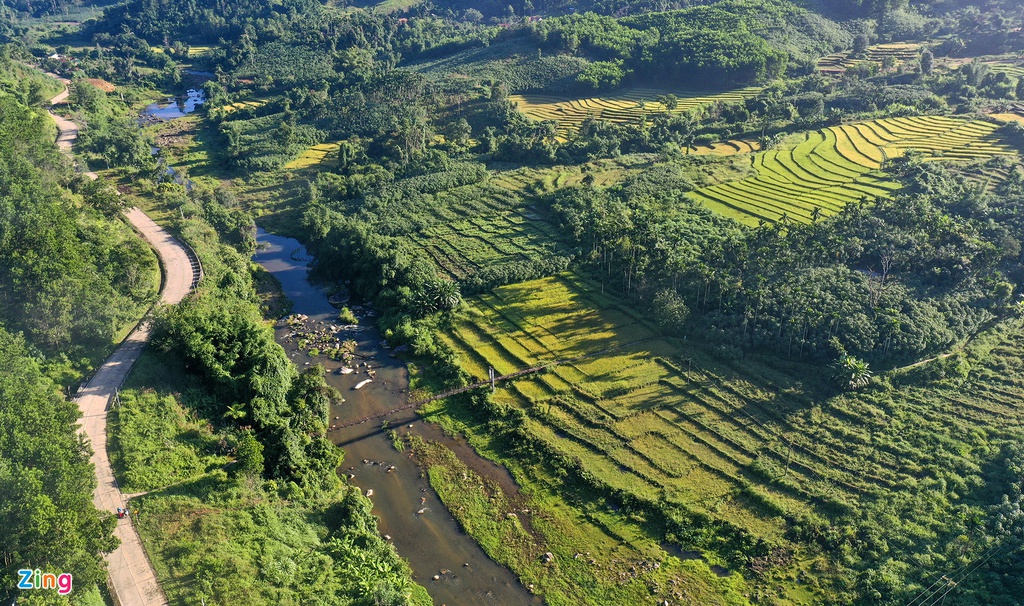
[48, 81, 196, 606]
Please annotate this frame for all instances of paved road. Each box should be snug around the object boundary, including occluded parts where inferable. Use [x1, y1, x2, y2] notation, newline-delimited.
[48, 81, 196, 606]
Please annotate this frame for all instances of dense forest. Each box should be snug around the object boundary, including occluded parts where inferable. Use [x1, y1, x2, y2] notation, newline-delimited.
[0, 50, 157, 368]
[546, 156, 1023, 363]
[0, 328, 116, 604]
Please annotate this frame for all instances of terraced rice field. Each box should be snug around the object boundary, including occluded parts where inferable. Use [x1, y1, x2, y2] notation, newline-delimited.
[510, 87, 761, 139]
[689, 115, 1016, 226]
[691, 139, 761, 156]
[283, 142, 340, 170]
[986, 61, 1024, 78]
[412, 209, 564, 281]
[442, 274, 798, 544]
[395, 170, 568, 281]
[441, 273, 1024, 577]
[818, 43, 922, 73]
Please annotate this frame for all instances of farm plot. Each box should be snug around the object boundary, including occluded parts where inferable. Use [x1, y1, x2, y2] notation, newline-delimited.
[985, 60, 1024, 79]
[442, 273, 1024, 583]
[444, 274, 826, 544]
[688, 116, 1016, 226]
[374, 169, 572, 282]
[411, 213, 563, 281]
[283, 142, 340, 170]
[817, 43, 922, 74]
[213, 98, 270, 114]
[510, 87, 761, 139]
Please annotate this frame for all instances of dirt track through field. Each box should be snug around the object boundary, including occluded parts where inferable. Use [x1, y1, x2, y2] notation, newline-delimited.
[48, 79, 197, 606]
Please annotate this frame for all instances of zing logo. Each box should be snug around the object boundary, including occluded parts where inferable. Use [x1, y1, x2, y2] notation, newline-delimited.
[16, 569, 73, 595]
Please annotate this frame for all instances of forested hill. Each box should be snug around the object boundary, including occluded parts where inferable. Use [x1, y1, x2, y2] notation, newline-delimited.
[531, 1, 850, 85]
[91, 0, 330, 44]
[0, 53, 158, 365]
[0, 55, 157, 605]
[87, 0, 848, 91]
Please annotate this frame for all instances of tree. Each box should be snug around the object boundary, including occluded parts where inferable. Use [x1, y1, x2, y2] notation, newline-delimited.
[853, 33, 870, 57]
[833, 355, 872, 390]
[234, 430, 264, 479]
[920, 49, 933, 75]
[445, 118, 472, 148]
[0, 328, 117, 590]
[414, 279, 461, 315]
[657, 94, 679, 112]
[653, 289, 690, 335]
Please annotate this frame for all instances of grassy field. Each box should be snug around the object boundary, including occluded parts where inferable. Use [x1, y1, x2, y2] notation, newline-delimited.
[510, 87, 762, 139]
[688, 115, 1016, 226]
[817, 43, 922, 73]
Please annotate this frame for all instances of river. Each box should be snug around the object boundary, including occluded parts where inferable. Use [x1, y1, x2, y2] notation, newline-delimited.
[252, 228, 536, 606]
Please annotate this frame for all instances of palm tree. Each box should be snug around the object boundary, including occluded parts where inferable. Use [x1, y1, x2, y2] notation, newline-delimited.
[415, 279, 461, 315]
[833, 355, 872, 390]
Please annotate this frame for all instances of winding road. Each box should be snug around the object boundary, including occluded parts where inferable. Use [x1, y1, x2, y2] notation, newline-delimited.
[49, 79, 195, 606]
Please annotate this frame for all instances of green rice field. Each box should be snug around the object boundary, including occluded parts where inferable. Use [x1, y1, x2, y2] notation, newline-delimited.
[689, 115, 1016, 226]
[510, 87, 762, 139]
[438, 272, 1024, 601]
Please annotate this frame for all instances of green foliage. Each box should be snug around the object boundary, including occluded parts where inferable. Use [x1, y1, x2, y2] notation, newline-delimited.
[337, 307, 359, 324]
[412, 278, 462, 316]
[234, 430, 264, 479]
[0, 328, 116, 595]
[575, 59, 626, 90]
[0, 46, 63, 105]
[154, 293, 295, 426]
[651, 288, 689, 335]
[71, 80, 155, 170]
[0, 84, 157, 364]
[109, 389, 230, 492]
[832, 354, 872, 390]
[530, 0, 844, 87]
[135, 473, 428, 606]
[549, 158, 1022, 364]
[94, 0, 326, 44]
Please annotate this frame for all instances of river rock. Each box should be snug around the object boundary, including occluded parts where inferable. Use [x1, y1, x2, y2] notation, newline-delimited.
[328, 289, 351, 307]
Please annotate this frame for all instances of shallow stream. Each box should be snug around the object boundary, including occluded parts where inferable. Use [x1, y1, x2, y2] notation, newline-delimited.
[253, 228, 536, 606]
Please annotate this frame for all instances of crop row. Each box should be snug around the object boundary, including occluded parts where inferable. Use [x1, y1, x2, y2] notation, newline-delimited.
[688, 115, 1015, 226]
[441, 276, 895, 534]
[817, 43, 922, 72]
[511, 87, 761, 138]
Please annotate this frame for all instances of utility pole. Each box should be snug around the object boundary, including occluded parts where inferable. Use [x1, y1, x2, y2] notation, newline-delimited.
[489, 367, 495, 392]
